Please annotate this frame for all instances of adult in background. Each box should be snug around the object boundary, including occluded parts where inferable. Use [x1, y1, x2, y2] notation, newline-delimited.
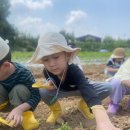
[105, 48, 125, 77]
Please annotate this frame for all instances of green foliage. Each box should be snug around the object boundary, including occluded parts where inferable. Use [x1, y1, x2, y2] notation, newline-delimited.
[56, 123, 72, 130]
[76, 35, 130, 52]
[76, 40, 101, 51]
[12, 51, 33, 62]
[0, 0, 38, 52]
[12, 33, 38, 51]
[0, 2, 130, 53]
[0, 0, 10, 19]
[78, 52, 111, 61]
[12, 51, 130, 63]
[59, 30, 75, 43]
[0, 0, 17, 47]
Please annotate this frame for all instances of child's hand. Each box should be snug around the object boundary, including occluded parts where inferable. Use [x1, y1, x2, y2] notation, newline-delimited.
[96, 122, 121, 130]
[92, 105, 121, 130]
[6, 107, 23, 127]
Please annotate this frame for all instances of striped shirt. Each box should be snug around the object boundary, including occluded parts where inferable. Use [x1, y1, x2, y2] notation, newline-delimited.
[0, 62, 40, 110]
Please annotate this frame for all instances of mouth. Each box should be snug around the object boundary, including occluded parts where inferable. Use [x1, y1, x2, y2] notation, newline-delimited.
[51, 69, 59, 72]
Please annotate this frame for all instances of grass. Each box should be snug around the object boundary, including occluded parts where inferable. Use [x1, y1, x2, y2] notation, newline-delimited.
[12, 51, 130, 63]
[56, 123, 72, 130]
[12, 51, 33, 63]
[78, 52, 111, 60]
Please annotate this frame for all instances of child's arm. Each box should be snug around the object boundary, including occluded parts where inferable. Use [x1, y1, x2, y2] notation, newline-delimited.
[91, 105, 121, 130]
[121, 80, 130, 88]
[106, 66, 119, 73]
[6, 102, 31, 127]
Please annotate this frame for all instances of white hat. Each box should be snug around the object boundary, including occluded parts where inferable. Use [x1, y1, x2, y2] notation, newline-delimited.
[0, 37, 9, 61]
[29, 32, 81, 64]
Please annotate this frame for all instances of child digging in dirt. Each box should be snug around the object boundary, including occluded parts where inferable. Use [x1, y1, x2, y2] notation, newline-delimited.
[29, 32, 121, 130]
[107, 58, 130, 115]
[0, 37, 40, 129]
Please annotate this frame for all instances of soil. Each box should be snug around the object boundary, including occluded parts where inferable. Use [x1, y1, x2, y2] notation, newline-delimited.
[0, 64, 130, 130]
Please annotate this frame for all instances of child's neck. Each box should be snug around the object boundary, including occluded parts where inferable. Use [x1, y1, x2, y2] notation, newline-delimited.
[57, 66, 67, 81]
[0, 63, 15, 81]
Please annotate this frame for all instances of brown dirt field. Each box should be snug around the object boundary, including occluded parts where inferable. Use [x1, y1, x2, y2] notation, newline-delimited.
[0, 64, 130, 130]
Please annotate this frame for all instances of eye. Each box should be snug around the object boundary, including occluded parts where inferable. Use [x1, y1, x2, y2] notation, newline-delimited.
[53, 56, 59, 59]
[42, 58, 49, 62]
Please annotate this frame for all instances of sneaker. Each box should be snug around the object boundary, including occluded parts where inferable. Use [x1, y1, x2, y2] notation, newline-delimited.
[107, 102, 119, 115]
[126, 99, 130, 109]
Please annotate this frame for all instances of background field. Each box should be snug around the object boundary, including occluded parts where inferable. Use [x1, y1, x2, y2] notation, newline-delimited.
[12, 51, 130, 64]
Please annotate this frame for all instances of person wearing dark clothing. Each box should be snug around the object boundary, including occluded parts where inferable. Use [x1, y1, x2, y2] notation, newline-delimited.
[0, 37, 40, 130]
[29, 32, 120, 130]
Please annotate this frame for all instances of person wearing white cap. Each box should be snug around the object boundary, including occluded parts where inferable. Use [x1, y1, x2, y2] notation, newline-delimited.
[0, 37, 40, 129]
[107, 58, 130, 115]
[105, 48, 126, 78]
[30, 32, 120, 130]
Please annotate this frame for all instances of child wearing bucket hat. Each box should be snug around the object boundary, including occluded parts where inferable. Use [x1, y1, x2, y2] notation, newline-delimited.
[107, 58, 130, 115]
[105, 48, 125, 77]
[29, 32, 120, 130]
[0, 37, 40, 129]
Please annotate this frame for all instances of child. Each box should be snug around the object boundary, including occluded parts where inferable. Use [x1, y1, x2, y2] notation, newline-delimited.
[29, 32, 120, 130]
[105, 48, 125, 77]
[107, 58, 130, 114]
[0, 37, 40, 129]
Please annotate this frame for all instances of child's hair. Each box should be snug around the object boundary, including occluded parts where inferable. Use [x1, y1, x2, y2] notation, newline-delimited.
[0, 50, 11, 66]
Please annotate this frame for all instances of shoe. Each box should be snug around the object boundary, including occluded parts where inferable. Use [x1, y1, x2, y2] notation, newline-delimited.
[22, 111, 39, 130]
[107, 102, 119, 115]
[78, 98, 94, 119]
[46, 101, 62, 124]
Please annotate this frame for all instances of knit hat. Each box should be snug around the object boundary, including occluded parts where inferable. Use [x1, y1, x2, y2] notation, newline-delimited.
[29, 32, 81, 64]
[111, 48, 125, 59]
[0, 37, 9, 61]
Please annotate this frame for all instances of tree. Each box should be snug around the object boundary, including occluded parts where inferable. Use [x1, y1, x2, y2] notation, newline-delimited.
[0, 0, 17, 48]
[59, 30, 75, 43]
[0, 0, 10, 19]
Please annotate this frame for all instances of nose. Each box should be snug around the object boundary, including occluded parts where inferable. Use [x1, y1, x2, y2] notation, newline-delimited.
[48, 59, 56, 67]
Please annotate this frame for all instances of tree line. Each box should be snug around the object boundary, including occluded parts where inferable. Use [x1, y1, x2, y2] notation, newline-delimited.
[75, 36, 130, 52]
[0, 0, 130, 52]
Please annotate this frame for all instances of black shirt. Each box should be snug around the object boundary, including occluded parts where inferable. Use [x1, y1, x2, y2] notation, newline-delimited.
[43, 64, 101, 107]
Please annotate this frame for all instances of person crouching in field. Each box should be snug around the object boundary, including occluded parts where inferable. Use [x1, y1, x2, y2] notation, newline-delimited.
[104, 47, 125, 78]
[0, 37, 40, 130]
[29, 32, 121, 130]
[107, 58, 130, 115]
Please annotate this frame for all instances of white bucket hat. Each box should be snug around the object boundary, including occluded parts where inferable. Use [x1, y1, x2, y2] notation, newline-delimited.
[29, 32, 81, 64]
[0, 37, 9, 61]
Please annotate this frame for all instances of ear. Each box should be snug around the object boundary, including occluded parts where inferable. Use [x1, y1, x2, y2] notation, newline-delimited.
[66, 52, 71, 58]
[65, 52, 72, 62]
[3, 61, 11, 67]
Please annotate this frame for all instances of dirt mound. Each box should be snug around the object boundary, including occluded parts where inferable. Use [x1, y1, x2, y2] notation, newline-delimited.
[0, 64, 130, 130]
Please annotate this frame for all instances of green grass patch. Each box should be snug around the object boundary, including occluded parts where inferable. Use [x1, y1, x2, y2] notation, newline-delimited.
[78, 52, 111, 60]
[12, 51, 33, 62]
[12, 51, 130, 63]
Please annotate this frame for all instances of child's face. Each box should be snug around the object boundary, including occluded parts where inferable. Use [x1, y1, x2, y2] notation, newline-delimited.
[41, 52, 69, 77]
[114, 58, 124, 62]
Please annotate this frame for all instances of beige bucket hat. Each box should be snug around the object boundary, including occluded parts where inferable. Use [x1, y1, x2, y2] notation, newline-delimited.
[111, 48, 125, 59]
[29, 32, 81, 64]
[0, 37, 9, 61]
